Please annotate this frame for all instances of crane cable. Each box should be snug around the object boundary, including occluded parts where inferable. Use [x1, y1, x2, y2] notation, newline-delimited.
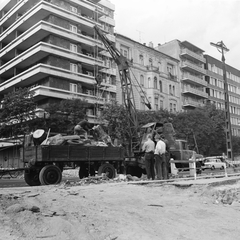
[129, 68, 151, 109]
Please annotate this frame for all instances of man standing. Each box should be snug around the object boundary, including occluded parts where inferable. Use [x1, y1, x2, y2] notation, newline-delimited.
[142, 134, 155, 180]
[154, 134, 167, 180]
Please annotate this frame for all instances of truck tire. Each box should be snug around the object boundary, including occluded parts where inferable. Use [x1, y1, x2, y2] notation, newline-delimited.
[24, 169, 41, 186]
[98, 163, 116, 179]
[39, 165, 62, 185]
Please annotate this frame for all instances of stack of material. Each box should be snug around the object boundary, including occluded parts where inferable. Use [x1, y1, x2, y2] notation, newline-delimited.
[92, 125, 113, 146]
[32, 127, 114, 147]
[39, 133, 108, 147]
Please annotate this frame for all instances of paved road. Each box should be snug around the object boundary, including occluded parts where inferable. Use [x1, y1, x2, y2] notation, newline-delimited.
[0, 176, 80, 189]
[0, 178, 28, 188]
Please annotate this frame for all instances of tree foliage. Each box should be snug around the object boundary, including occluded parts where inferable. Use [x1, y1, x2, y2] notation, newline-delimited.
[0, 88, 36, 137]
[100, 102, 129, 142]
[44, 98, 90, 134]
[172, 103, 226, 156]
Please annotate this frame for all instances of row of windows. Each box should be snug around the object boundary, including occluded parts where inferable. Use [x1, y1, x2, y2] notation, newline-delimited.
[209, 89, 224, 99]
[211, 100, 240, 116]
[210, 88, 240, 104]
[141, 97, 177, 112]
[208, 63, 240, 83]
[140, 75, 176, 96]
[209, 77, 240, 94]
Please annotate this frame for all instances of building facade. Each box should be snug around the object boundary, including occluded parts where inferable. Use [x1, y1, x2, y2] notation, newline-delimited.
[115, 35, 181, 113]
[205, 54, 240, 136]
[0, 0, 116, 122]
[156, 40, 208, 110]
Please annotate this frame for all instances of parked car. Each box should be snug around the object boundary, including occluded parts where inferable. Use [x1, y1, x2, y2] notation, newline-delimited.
[202, 158, 226, 170]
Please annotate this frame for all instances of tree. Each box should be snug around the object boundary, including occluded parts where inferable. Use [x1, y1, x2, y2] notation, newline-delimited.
[100, 102, 129, 142]
[0, 88, 36, 138]
[44, 98, 90, 134]
[172, 103, 226, 156]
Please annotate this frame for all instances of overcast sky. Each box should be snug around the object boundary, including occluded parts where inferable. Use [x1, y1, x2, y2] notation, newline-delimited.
[110, 0, 240, 70]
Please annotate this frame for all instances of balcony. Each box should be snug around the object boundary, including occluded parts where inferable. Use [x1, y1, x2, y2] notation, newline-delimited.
[0, 63, 97, 94]
[99, 15, 115, 26]
[32, 85, 107, 105]
[99, 67, 116, 76]
[146, 65, 159, 72]
[182, 73, 207, 87]
[182, 99, 205, 108]
[0, 1, 100, 44]
[181, 60, 206, 75]
[0, 42, 104, 78]
[180, 48, 206, 63]
[182, 86, 208, 98]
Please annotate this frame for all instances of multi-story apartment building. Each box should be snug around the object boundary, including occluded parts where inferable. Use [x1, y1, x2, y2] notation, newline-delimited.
[156, 40, 208, 110]
[0, 0, 116, 122]
[115, 34, 181, 113]
[205, 54, 240, 136]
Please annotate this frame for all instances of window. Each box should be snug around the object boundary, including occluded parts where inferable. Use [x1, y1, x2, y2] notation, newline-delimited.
[70, 24, 77, 33]
[70, 83, 77, 93]
[160, 100, 163, 109]
[120, 45, 129, 58]
[172, 86, 175, 96]
[140, 75, 144, 87]
[173, 104, 176, 112]
[154, 77, 157, 89]
[169, 85, 172, 95]
[155, 97, 159, 110]
[148, 77, 151, 88]
[70, 63, 77, 72]
[159, 80, 162, 92]
[170, 103, 173, 112]
[70, 43, 77, 52]
[149, 58, 153, 66]
[70, 5, 78, 13]
[139, 55, 144, 65]
[167, 63, 174, 75]
[158, 61, 162, 72]
[141, 96, 145, 110]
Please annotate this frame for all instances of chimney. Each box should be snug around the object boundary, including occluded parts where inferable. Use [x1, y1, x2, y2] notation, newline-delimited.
[148, 41, 153, 48]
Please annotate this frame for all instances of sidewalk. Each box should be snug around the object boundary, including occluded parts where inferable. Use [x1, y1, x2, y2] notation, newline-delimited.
[128, 173, 240, 187]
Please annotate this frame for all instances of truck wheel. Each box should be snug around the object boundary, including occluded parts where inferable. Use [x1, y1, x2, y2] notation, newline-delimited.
[98, 163, 116, 179]
[24, 169, 41, 186]
[39, 165, 62, 185]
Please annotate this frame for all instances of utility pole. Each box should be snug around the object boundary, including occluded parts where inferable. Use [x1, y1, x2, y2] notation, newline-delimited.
[210, 41, 233, 161]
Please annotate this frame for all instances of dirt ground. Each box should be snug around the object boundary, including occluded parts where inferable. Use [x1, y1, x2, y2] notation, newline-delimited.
[1, 172, 240, 240]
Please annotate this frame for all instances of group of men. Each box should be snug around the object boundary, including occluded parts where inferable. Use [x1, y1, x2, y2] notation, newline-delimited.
[142, 133, 169, 180]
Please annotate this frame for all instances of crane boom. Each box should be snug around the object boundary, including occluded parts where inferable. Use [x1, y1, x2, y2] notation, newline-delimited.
[94, 25, 150, 153]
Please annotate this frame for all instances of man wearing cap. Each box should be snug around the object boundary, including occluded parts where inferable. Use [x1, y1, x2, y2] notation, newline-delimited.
[142, 134, 155, 180]
[154, 134, 167, 180]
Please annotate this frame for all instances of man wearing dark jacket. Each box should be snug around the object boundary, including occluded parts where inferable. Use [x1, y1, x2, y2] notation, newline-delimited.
[74, 117, 94, 139]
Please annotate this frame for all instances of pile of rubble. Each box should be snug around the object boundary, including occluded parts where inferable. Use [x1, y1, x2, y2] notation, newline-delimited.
[62, 173, 144, 187]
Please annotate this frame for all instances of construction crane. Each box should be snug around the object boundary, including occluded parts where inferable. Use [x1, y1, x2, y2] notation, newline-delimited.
[93, 25, 151, 155]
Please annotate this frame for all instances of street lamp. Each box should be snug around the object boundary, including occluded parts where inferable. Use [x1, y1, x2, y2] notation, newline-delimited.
[210, 41, 233, 161]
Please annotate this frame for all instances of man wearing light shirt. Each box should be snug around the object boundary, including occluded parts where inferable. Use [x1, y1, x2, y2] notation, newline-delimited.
[142, 134, 155, 180]
[154, 134, 167, 180]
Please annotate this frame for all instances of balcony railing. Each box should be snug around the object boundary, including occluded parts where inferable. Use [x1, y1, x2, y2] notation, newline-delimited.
[181, 61, 206, 75]
[146, 65, 159, 72]
[183, 99, 205, 108]
[182, 86, 208, 98]
[180, 48, 206, 63]
[182, 73, 207, 86]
